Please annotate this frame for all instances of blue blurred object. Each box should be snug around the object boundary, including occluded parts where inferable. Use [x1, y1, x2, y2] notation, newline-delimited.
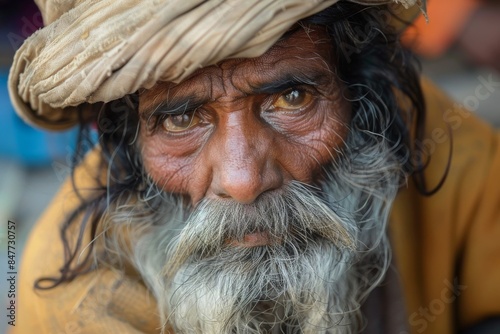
[0, 69, 78, 166]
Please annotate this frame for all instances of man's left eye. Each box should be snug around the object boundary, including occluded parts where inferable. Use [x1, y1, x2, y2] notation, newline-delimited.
[272, 88, 313, 110]
[162, 113, 201, 133]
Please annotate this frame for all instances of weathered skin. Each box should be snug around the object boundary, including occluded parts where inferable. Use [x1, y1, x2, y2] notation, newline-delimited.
[139, 28, 351, 210]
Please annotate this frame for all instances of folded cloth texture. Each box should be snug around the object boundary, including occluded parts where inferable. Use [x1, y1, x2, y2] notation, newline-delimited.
[8, 0, 425, 130]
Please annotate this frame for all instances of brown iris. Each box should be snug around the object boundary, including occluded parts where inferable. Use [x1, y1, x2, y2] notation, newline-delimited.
[162, 113, 201, 133]
[272, 88, 312, 110]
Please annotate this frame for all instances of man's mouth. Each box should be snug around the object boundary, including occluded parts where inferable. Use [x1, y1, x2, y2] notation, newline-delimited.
[228, 231, 274, 247]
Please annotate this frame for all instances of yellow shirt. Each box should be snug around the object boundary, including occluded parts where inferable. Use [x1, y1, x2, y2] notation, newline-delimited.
[11, 79, 500, 333]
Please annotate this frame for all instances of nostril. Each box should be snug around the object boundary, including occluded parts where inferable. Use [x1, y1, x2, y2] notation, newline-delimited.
[216, 192, 232, 199]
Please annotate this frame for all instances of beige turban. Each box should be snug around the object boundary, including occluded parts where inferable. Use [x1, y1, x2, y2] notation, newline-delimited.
[8, 0, 425, 130]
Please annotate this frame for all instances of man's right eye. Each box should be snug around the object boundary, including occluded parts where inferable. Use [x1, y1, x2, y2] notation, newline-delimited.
[272, 88, 313, 111]
[161, 113, 201, 133]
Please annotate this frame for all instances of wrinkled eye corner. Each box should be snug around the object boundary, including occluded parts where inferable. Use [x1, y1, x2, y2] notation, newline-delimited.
[272, 88, 314, 111]
[160, 112, 202, 133]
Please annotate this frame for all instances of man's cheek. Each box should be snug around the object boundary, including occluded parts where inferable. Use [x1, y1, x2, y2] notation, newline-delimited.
[302, 126, 348, 163]
[287, 126, 349, 184]
[271, 139, 328, 185]
[296, 105, 349, 162]
[141, 149, 194, 194]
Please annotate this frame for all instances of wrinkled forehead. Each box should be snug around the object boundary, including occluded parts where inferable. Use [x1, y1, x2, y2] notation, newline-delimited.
[139, 25, 334, 110]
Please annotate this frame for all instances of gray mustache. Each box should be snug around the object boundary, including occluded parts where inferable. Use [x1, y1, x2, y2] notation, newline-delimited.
[165, 181, 356, 276]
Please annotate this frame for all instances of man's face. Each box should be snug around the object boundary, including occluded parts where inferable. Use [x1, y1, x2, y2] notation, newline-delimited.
[132, 25, 400, 333]
[138, 27, 351, 210]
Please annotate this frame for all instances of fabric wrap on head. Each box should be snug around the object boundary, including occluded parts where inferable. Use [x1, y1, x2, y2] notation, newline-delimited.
[8, 0, 425, 130]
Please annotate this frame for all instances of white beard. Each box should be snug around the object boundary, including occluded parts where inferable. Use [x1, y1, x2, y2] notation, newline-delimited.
[123, 128, 403, 334]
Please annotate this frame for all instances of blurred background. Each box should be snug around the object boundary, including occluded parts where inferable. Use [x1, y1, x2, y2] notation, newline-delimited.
[0, 0, 499, 332]
[0, 2, 79, 332]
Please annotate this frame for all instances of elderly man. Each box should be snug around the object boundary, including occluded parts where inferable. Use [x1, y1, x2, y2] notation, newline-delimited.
[8, 0, 500, 333]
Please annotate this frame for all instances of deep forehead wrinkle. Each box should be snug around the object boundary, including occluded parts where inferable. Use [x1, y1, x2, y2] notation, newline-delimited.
[170, 38, 333, 98]
[229, 57, 334, 95]
[140, 26, 333, 115]
[221, 27, 333, 94]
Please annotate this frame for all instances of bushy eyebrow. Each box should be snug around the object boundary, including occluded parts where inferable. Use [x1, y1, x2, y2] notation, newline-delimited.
[141, 68, 330, 118]
[141, 96, 207, 120]
[250, 69, 329, 95]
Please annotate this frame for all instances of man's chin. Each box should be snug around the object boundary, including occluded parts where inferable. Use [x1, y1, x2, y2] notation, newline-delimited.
[165, 239, 355, 333]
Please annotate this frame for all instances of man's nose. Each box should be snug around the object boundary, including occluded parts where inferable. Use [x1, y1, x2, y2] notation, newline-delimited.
[207, 114, 283, 204]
